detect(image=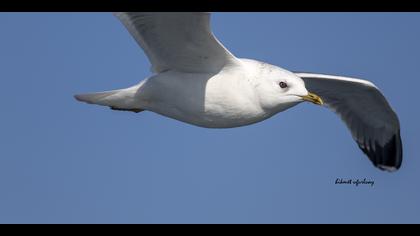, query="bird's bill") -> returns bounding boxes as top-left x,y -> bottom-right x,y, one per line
301,92 -> 324,105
